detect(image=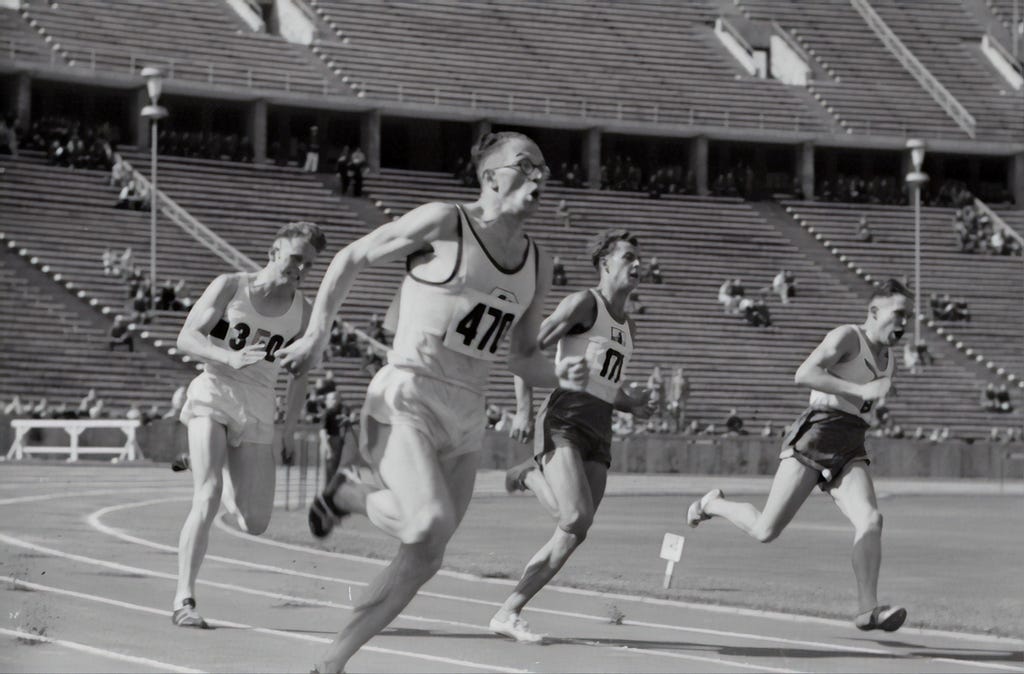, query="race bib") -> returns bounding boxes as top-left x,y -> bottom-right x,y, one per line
442,288 -> 524,362
581,336 -> 631,403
